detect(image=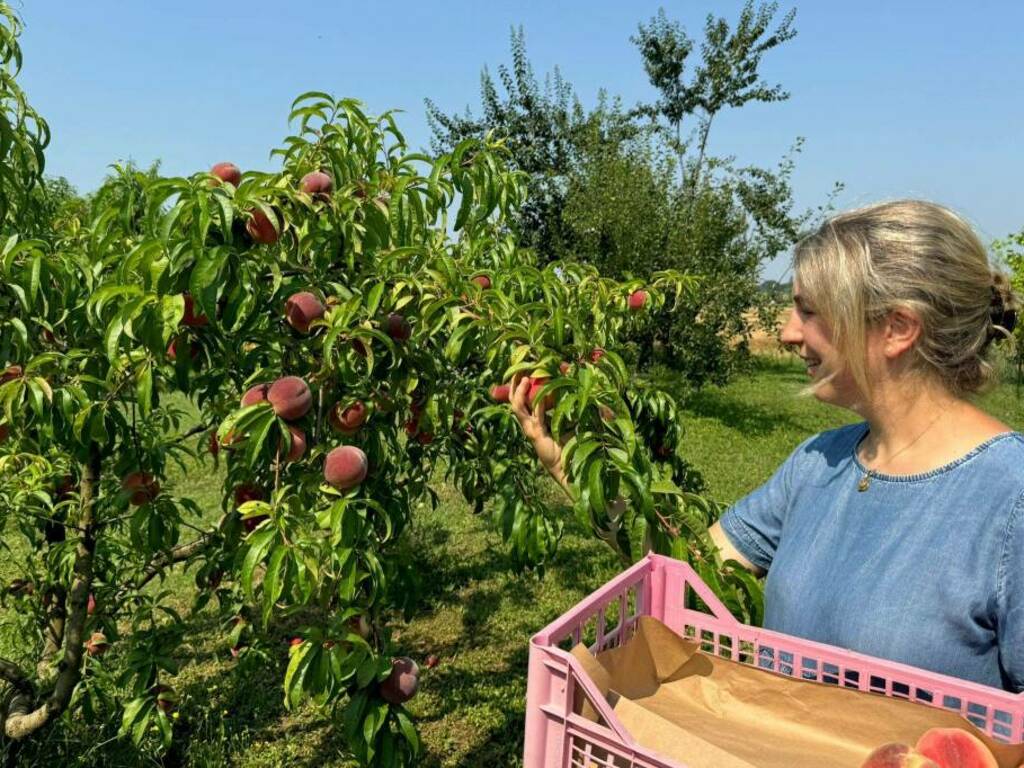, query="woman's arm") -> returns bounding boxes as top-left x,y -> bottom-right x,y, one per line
708,520 -> 765,578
